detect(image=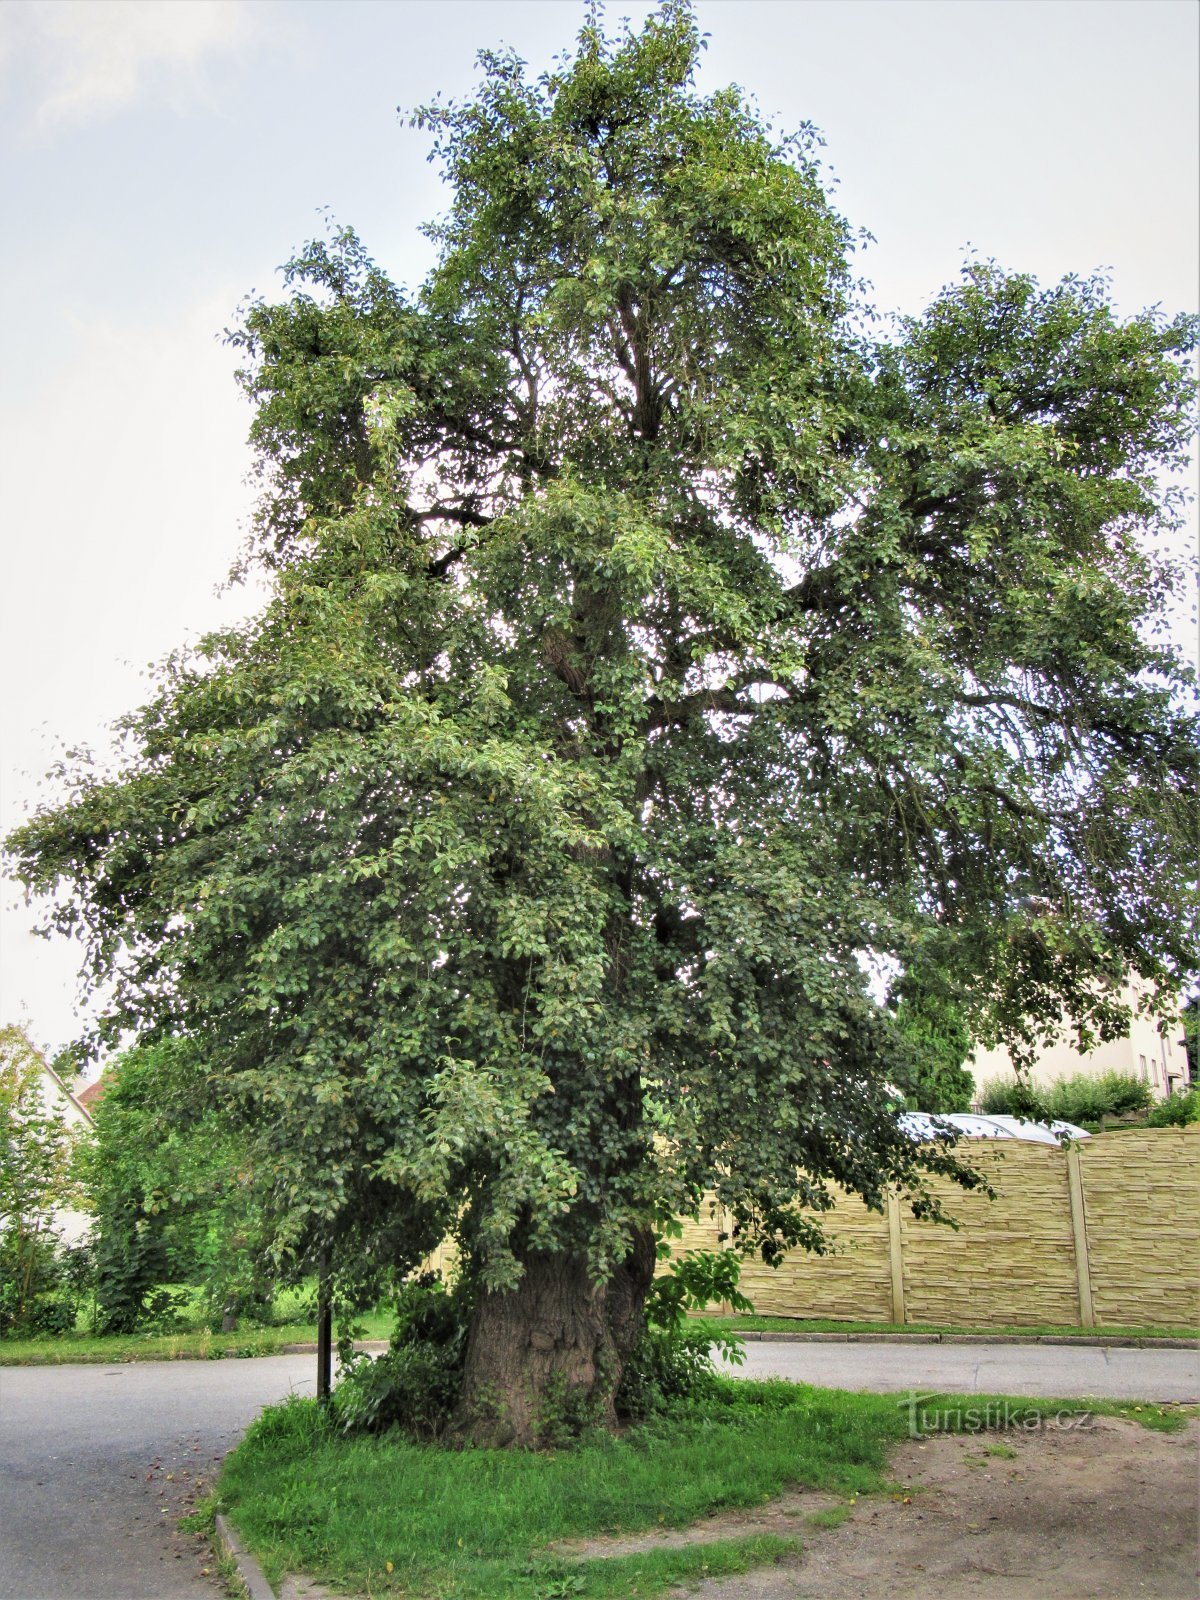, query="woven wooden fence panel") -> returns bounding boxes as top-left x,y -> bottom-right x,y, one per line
898,1143 -> 1080,1327
1079,1126 -> 1200,1328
